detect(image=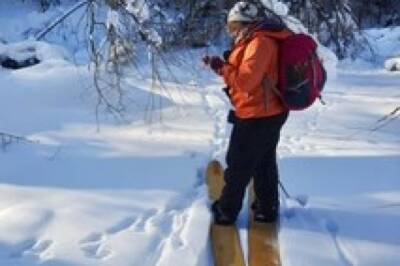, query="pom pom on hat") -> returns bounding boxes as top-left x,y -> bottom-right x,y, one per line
227,2 -> 259,23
